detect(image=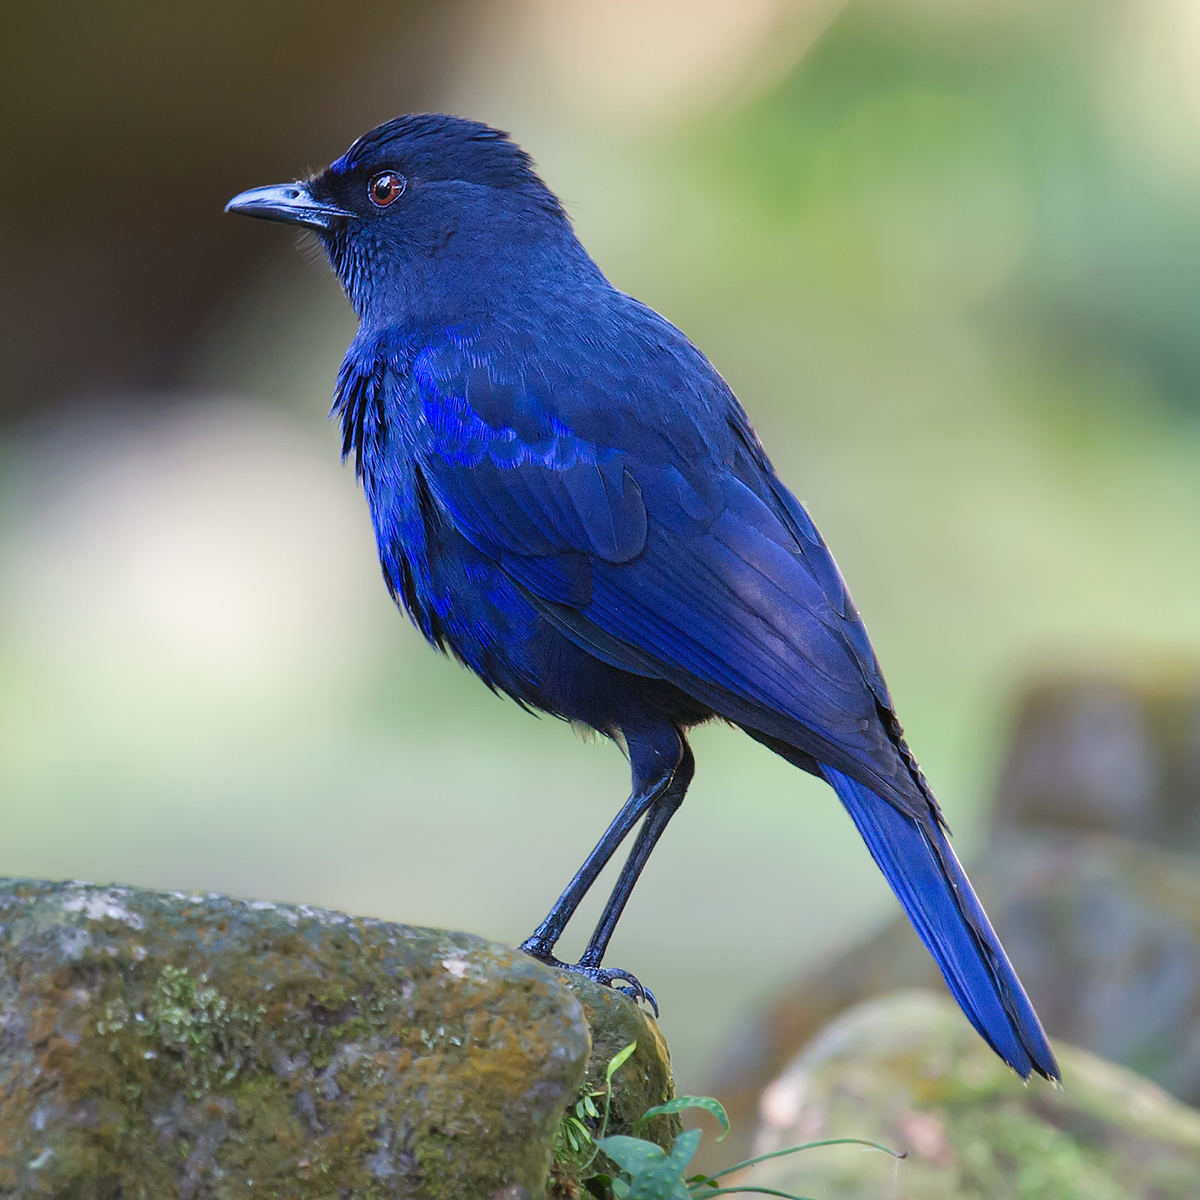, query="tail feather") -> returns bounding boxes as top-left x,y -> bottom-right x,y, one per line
822,764 -> 1060,1081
